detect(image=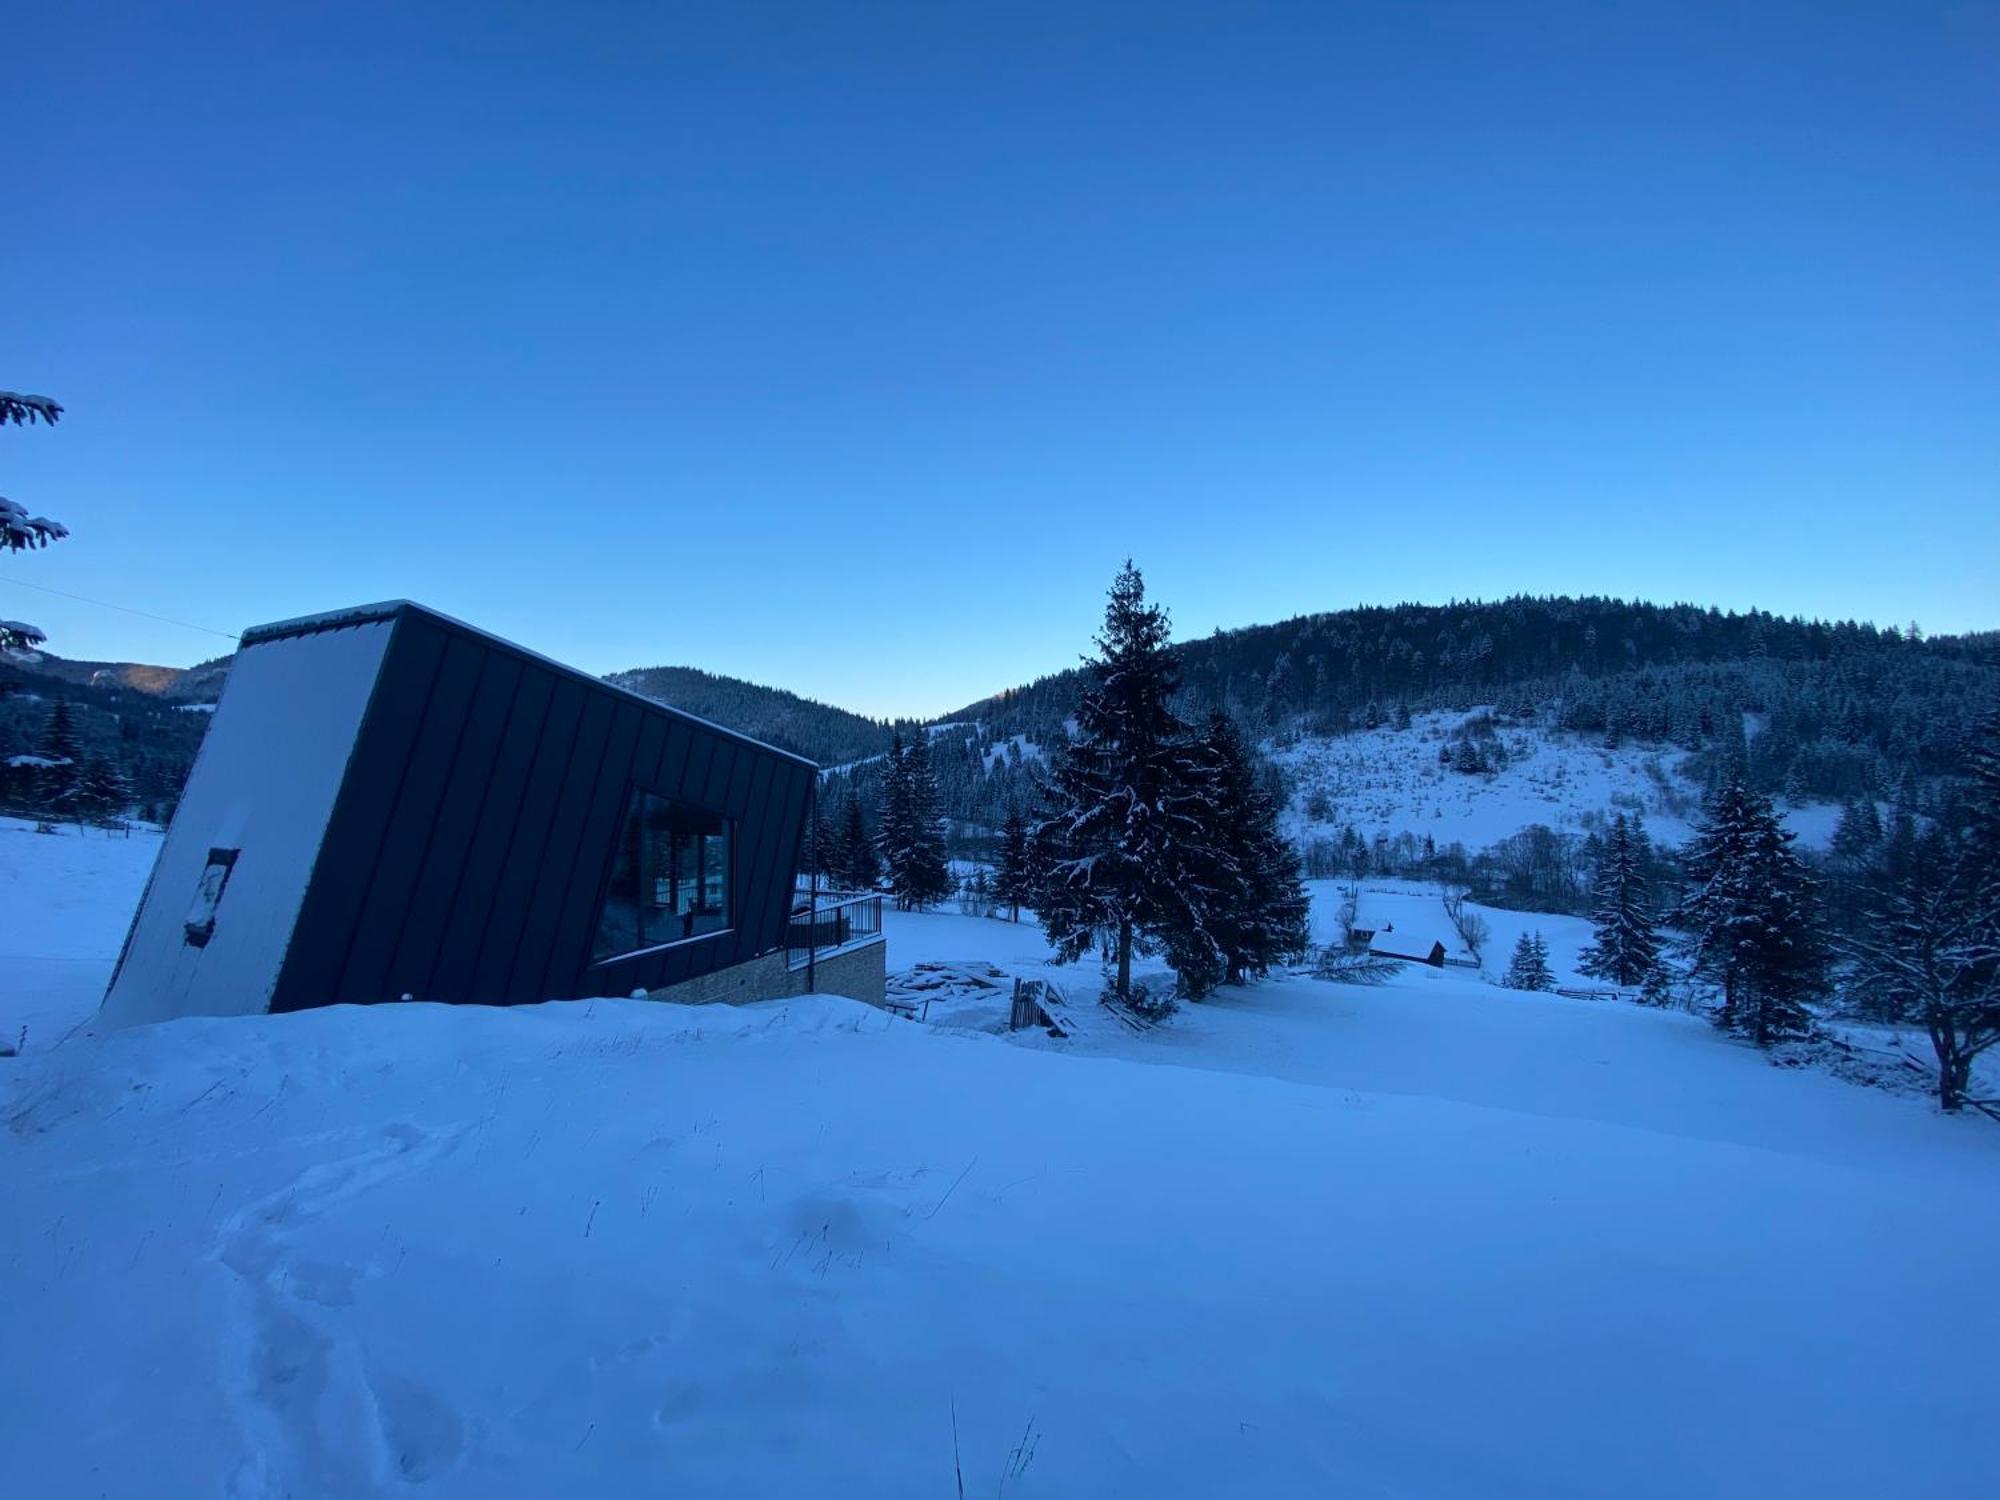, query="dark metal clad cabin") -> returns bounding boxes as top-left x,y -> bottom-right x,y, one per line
100,601 -> 885,1028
